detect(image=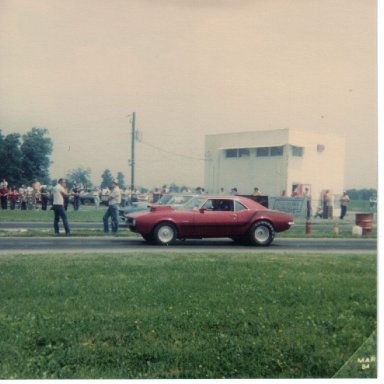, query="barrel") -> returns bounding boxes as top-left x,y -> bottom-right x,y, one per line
355,213 -> 373,236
